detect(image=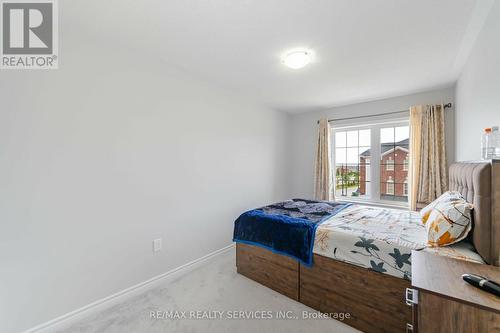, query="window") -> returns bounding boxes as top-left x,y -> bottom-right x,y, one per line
386,177 -> 394,195
386,157 -> 394,170
332,121 -> 409,206
334,129 -> 371,200
403,157 -> 409,171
